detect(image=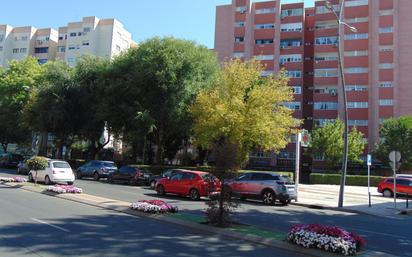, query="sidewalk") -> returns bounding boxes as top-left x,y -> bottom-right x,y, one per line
295,184 -> 411,217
